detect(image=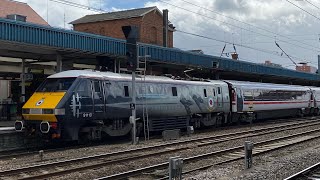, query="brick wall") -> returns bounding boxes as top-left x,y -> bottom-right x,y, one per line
296,65 -> 317,73
73,10 -> 174,48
